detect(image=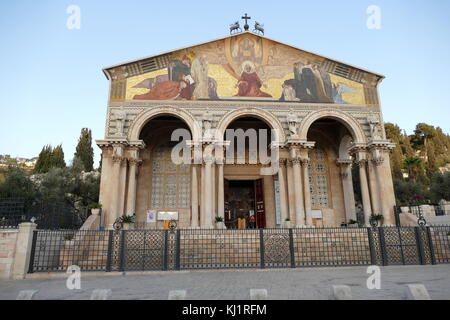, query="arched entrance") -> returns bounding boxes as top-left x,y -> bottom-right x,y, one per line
305,117 -> 358,226
135,115 -> 193,228
221,116 -> 275,229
